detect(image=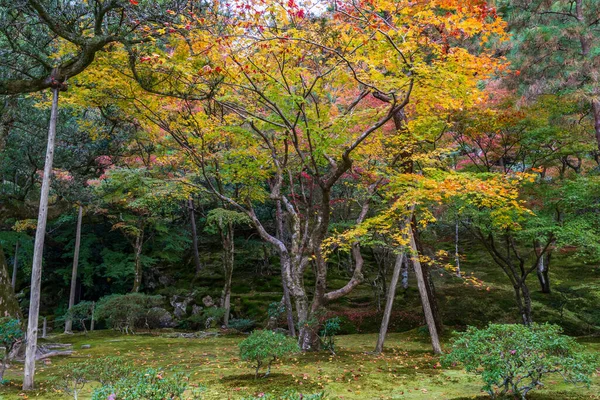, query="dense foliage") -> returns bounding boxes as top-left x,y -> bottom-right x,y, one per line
0,0 -> 599,397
